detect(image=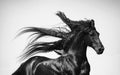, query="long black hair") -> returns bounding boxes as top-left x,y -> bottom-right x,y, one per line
16,11 -> 94,59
